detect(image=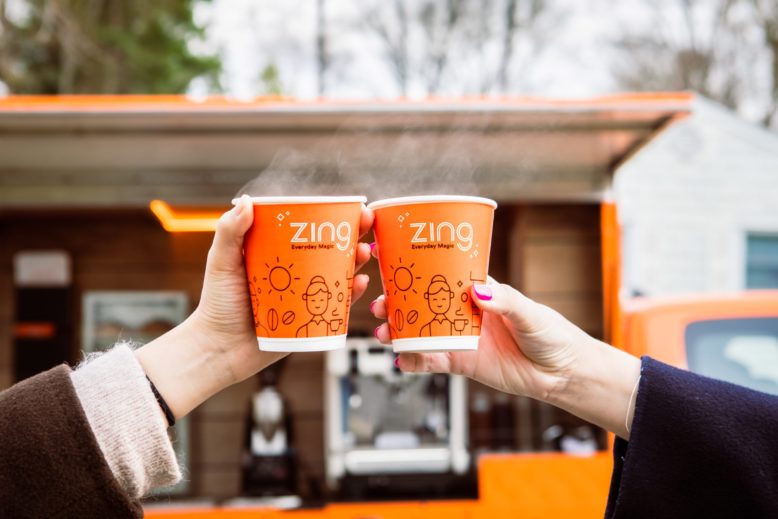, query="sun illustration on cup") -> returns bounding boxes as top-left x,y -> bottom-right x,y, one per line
388,257 -> 422,302
262,256 -> 301,301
